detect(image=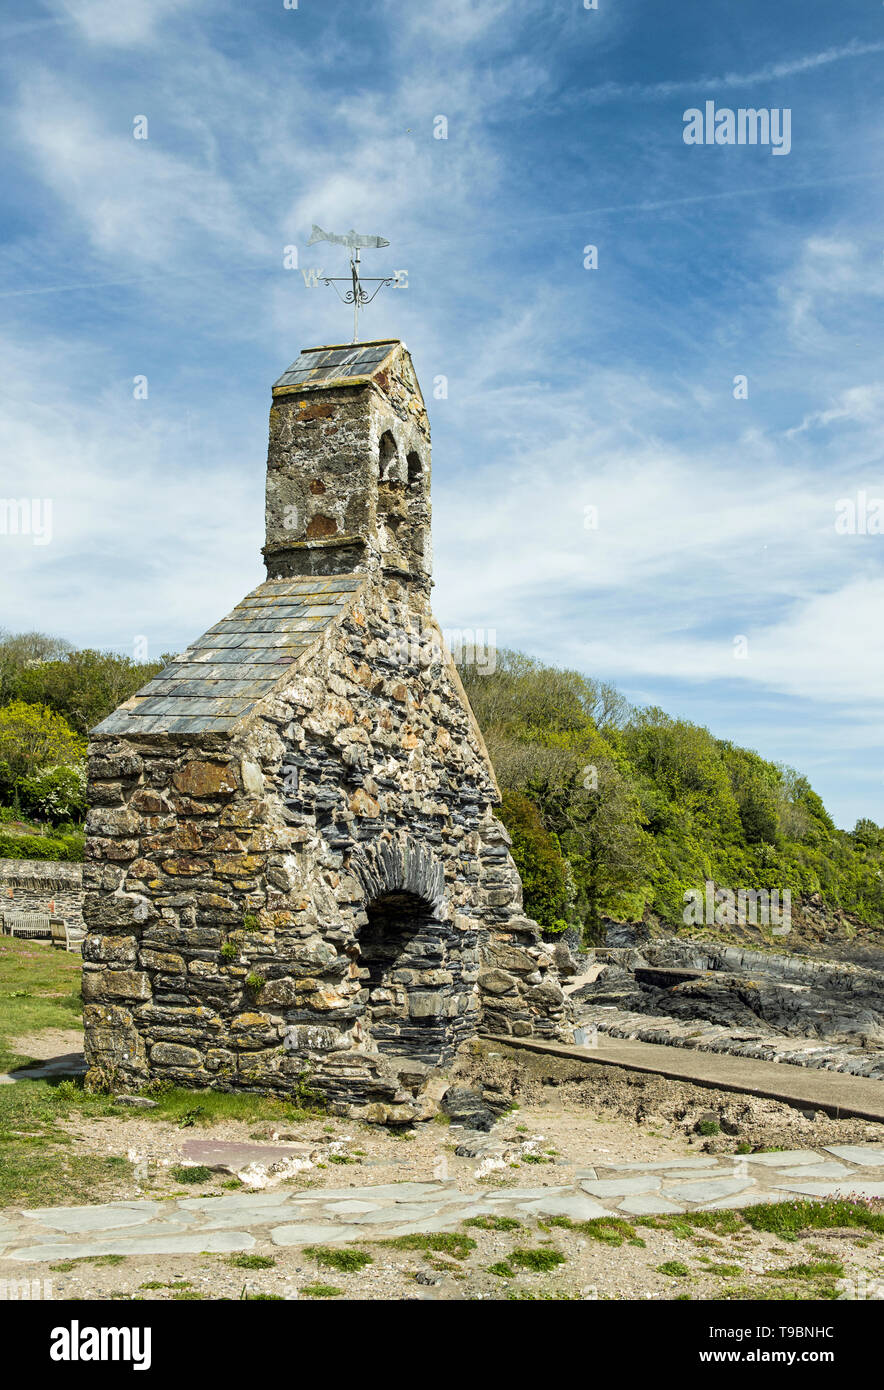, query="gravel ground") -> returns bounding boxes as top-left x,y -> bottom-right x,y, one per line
7,1047 -> 884,1302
